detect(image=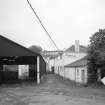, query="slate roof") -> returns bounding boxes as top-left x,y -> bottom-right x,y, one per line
65,45 -> 87,53
65,56 -> 87,67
